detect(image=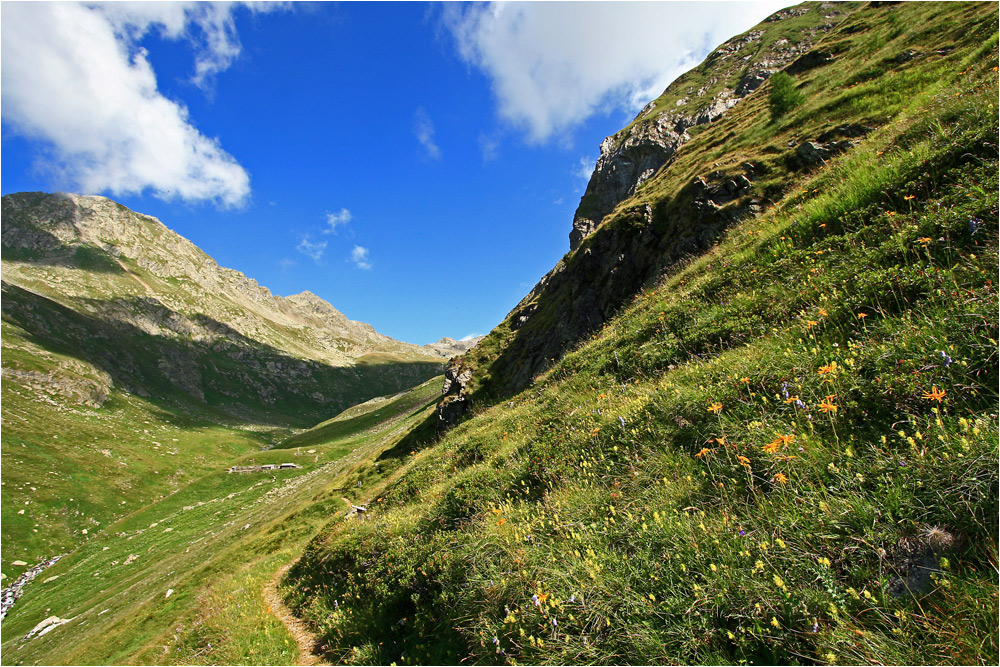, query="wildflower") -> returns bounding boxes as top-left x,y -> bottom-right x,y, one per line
818,361 -> 838,375
918,237 -> 932,245
818,396 -> 838,413
498,518 -> 507,526
922,386 -> 946,402
903,194 -> 915,201
818,308 -> 828,317
714,437 -> 727,447
737,455 -> 751,469
707,402 -> 723,413
857,312 -> 867,319
740,377 -> 751,384
818,556 -> 831,567
806,320 -> 818,328
762,440 -> 781,454
783,395 -> 801,404
695,448 -> 712,459
770,616 -> 780,628
773,472 -> 788,485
